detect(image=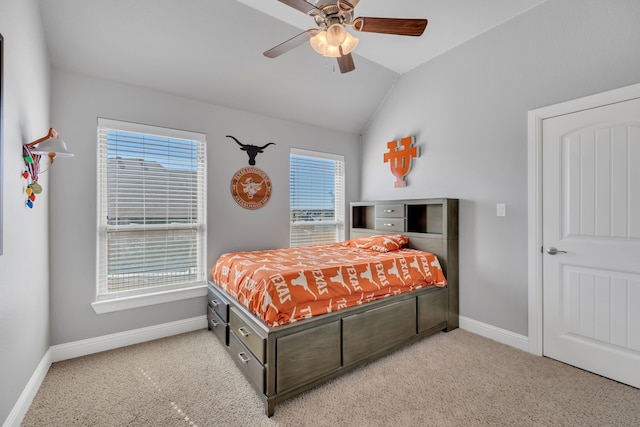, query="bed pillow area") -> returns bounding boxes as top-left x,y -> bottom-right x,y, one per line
342,234 -> 409,252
